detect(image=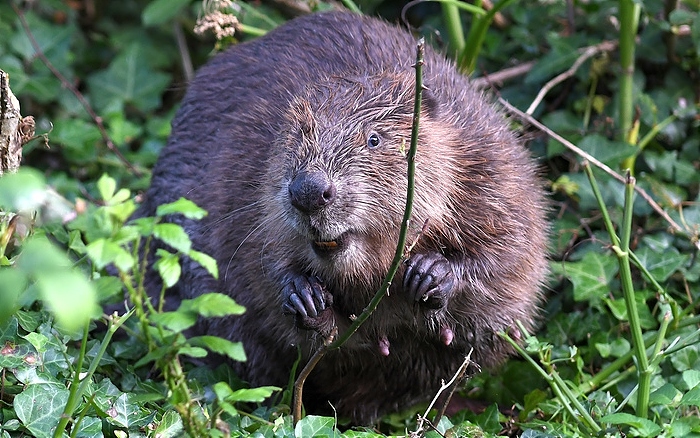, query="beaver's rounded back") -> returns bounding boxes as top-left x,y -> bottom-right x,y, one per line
138,11 -> 548,424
